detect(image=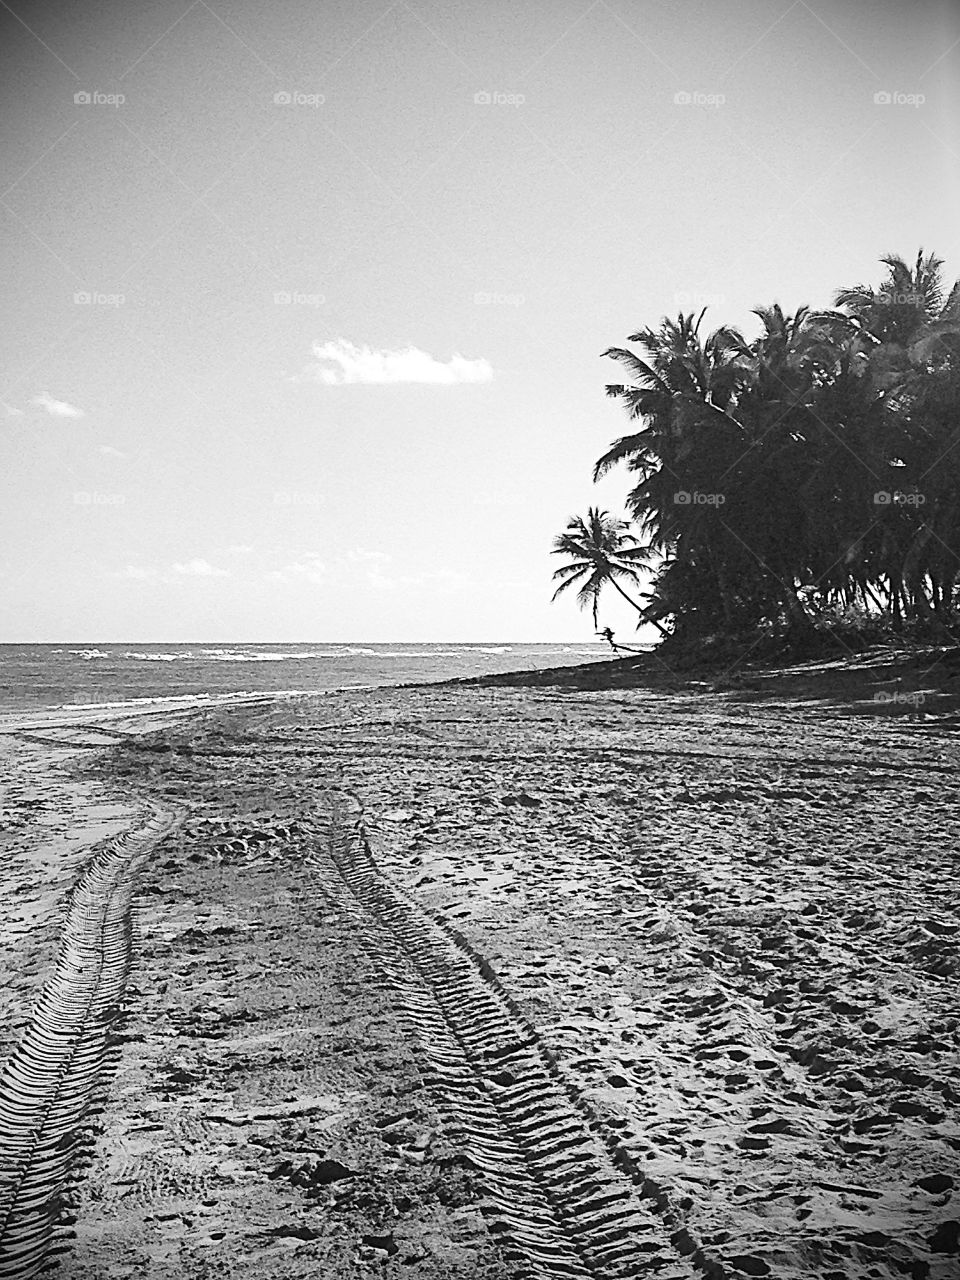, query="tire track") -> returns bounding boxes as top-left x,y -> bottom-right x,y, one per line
0,806 -> 180,1279
307,796 -> 723,1280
